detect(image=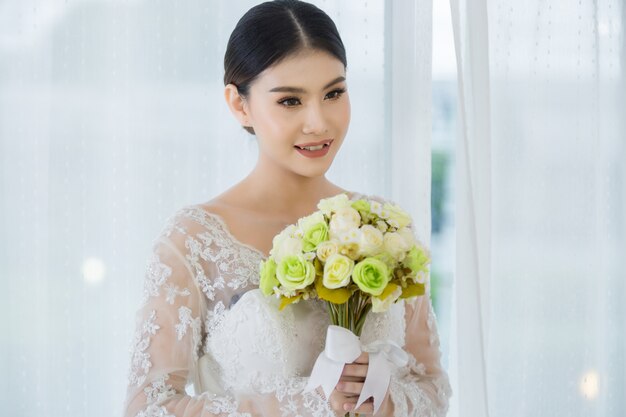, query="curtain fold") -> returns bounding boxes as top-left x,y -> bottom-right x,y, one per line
448,0 -> 491,415
385,0 -> 433,247
450,0 -> 625,416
